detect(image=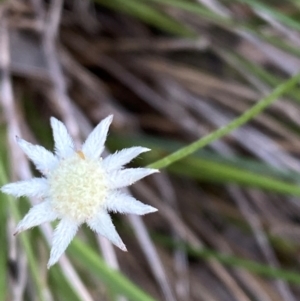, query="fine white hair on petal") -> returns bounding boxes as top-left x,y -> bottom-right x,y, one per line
107,168 -> 159,190
102,147 -> 150,172
16,137 -> 58,175
50,117 -> 74,159
1,178 -> 49,198
48,219 -> 79,268
82,115 -> 113,159
104,190 -> 158,215
87,210 -> 127,251
15,201 -> 58,235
